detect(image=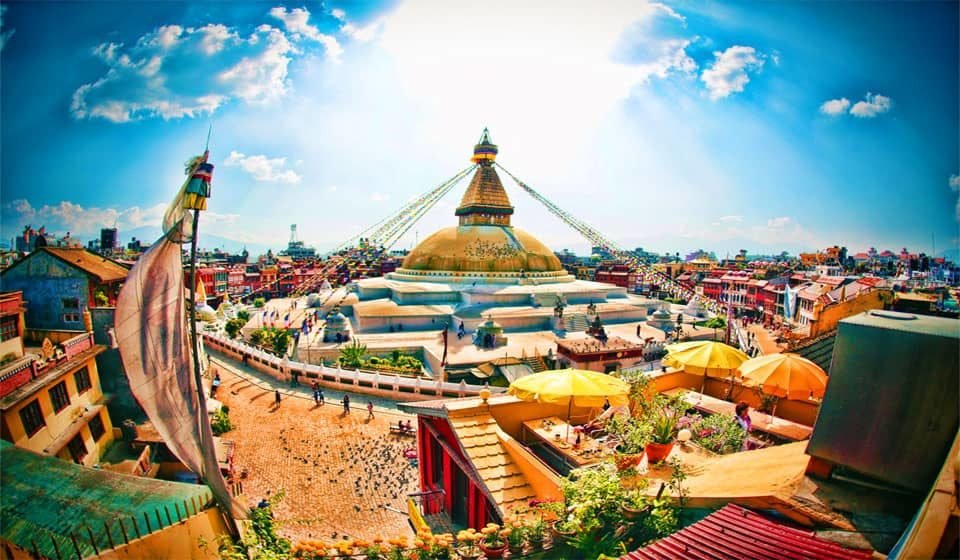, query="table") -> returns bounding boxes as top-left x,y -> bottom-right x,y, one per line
664,388 -> 813,441
521,417 -> 614,468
